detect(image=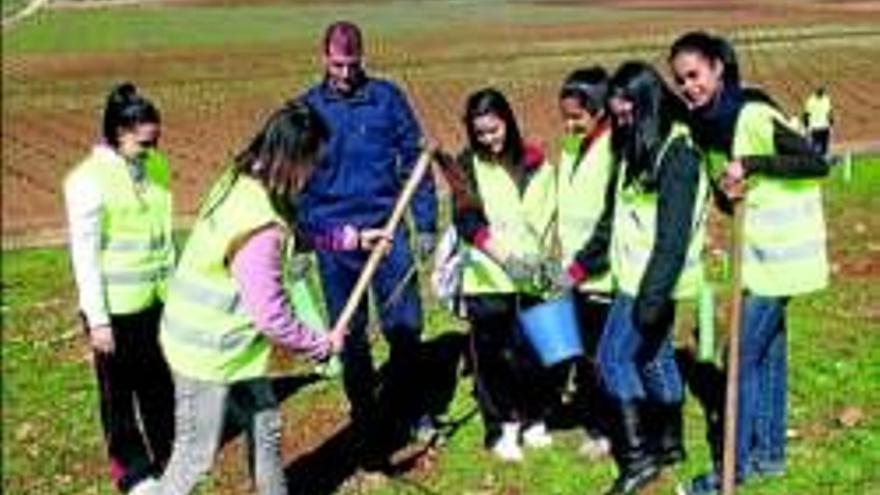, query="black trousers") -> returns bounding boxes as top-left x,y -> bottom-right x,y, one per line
809,128 -> 830,156
90,302 -> 175,492
570,292 -> 613,438
465,293 -> 561,446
